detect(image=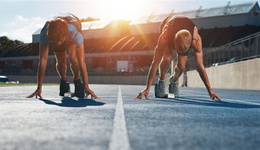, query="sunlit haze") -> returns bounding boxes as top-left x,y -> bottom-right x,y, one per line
0,0 -> 259,43
100,0 -> 147,20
